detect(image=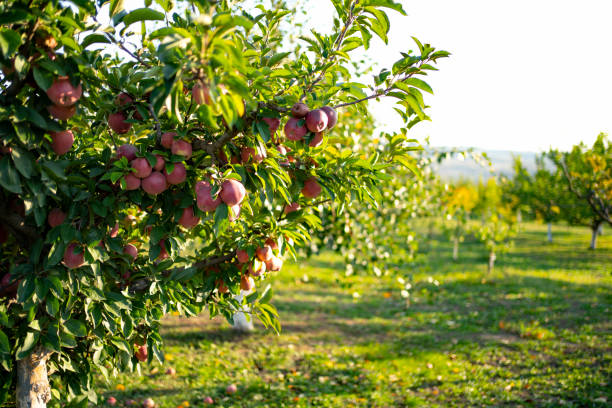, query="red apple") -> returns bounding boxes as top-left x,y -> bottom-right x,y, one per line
256,246 -> 273,262
46,77 -> 82,107
276,144 -> 288,155
203,396 -> 214,404
164,162 -> 186,185
305,109 -> 328,133
262,117 -> 281,141
266,256 -> 283,272
50,130 -> 74,155
321,106 -> 338,129
241,146 -> 265,164
142,172 -> 167,195
108,112 -> 131,134
192,81 -> 212,105
63,242 -> 84,269
265,238 -> 279,251
123,173 -> 141,190
142,398 -> 154,408
165,367 -> 176,376
171,140 -> 192,159
240,274 -> 255,291
220,179 -> 246,206
178,206 -> 200,229
248,259 -> 266,277
301,177 -> 322,198
291,102 -> 309,118
284,202 -> 300,214
107,396 -> 117,406
284,117 -> 308,141
47,104 -> 76,120
115,92 -> 133,106
156,240 -> 169,261
161,132 -> 176,149
153,154 -> 165,171
225,384 -> 238,394
216,279 -> 228,294
123,244 -> 138,261
135,344 -> 148,362
236,249 -> 249,263
195,181 -> 221,212
110,222 -> 119,238
131,158 -> 152,179
309,132 -> 324,147
116,144 -> 137,161
47,208 -> 66,227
